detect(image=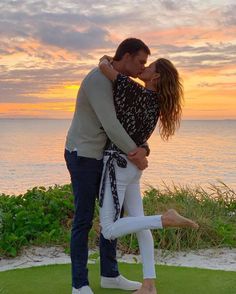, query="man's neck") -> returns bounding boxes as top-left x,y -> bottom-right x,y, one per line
112,60 -> 127,75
